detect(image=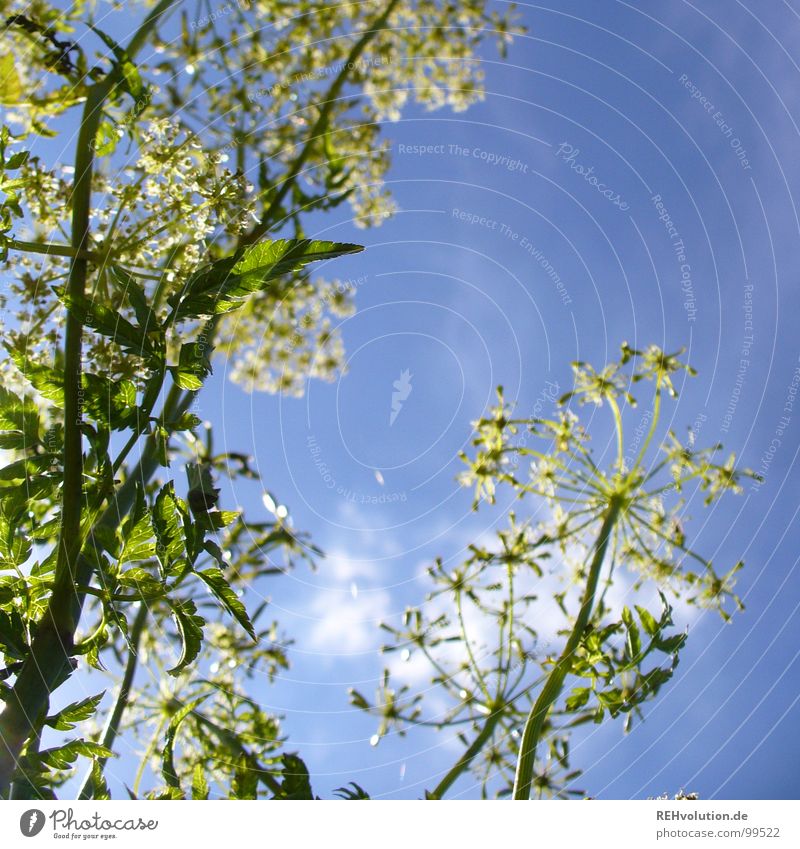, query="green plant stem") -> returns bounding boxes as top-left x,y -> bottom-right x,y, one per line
631,384 -> 662,473
0,0 -> 178,798
428,710 -> 503,799
7,238 -> 98,261
512,498 -> 623,801
240,0 -> 402,245
0,81 -> 111,801
76,603 -> 149,800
